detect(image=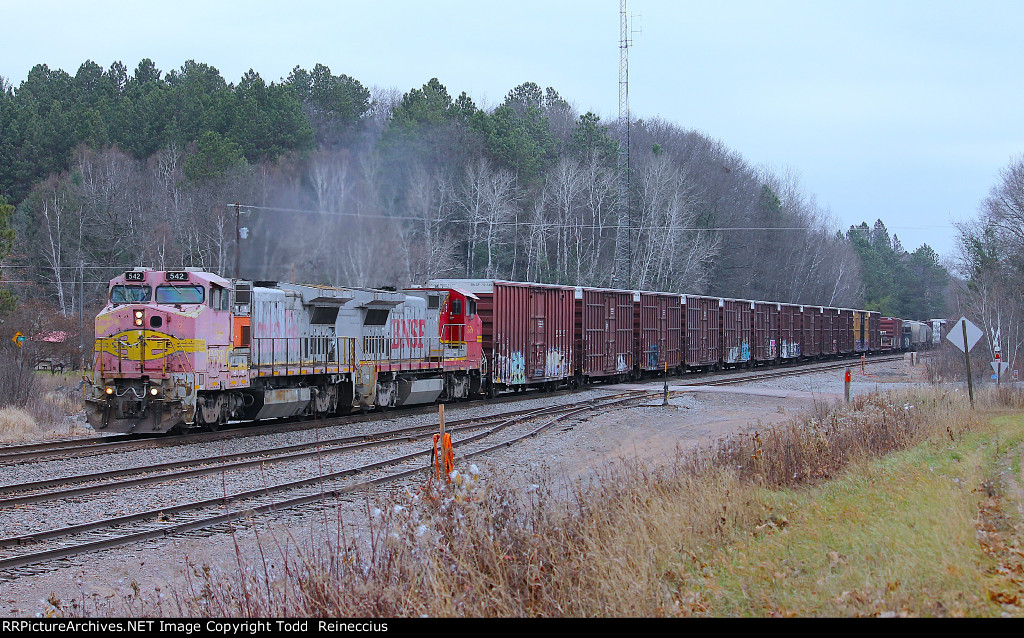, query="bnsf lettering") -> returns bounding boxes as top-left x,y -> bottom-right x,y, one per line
392,319 -> 426,349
